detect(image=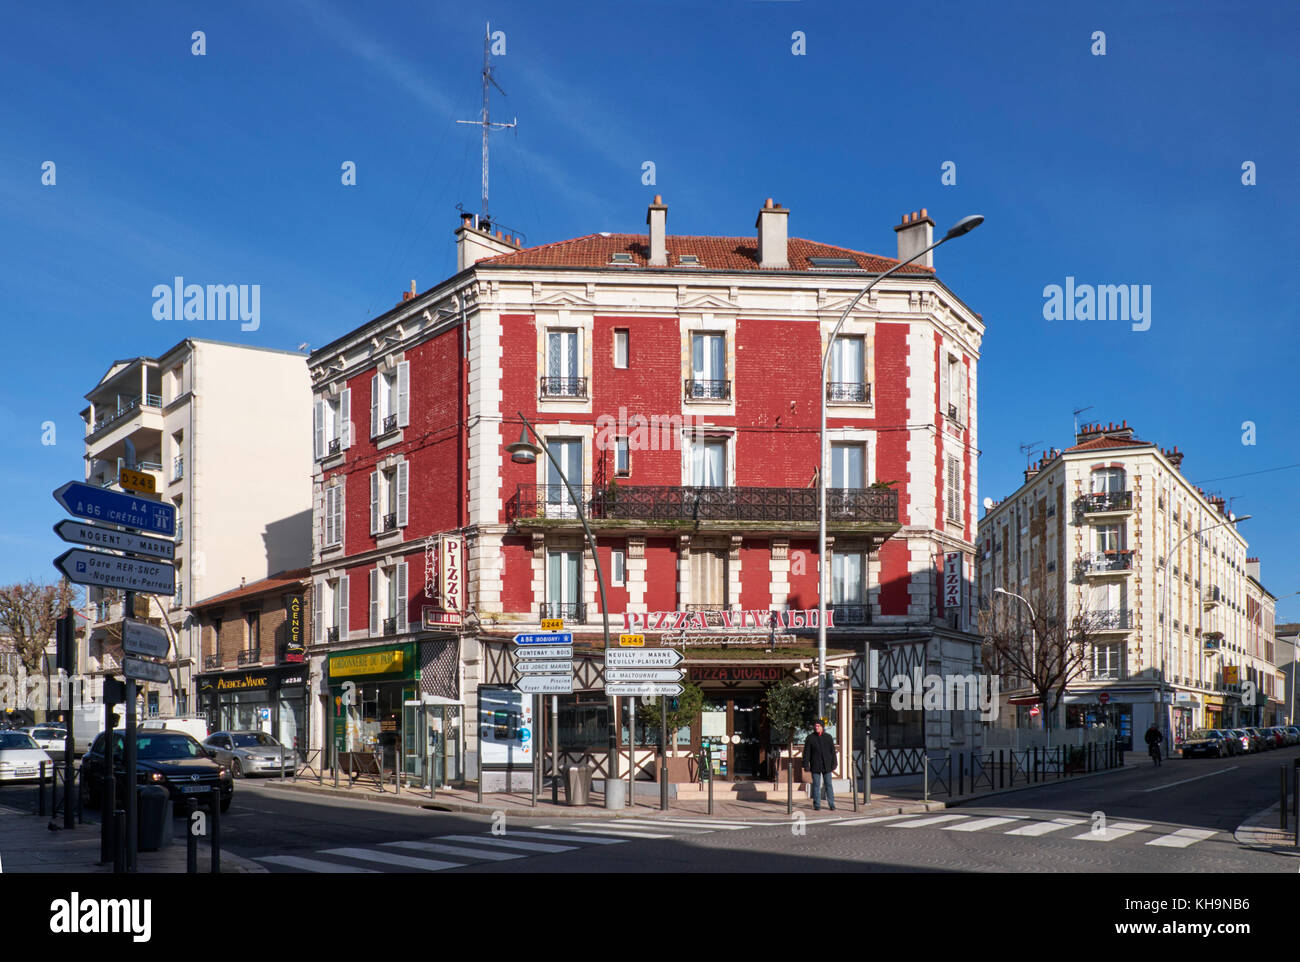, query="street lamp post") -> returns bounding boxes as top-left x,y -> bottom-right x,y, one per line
817,214 -> 984,718
506,414 -> 616,804
994,586 -> 1041,739
1161,514 -> 1250,745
